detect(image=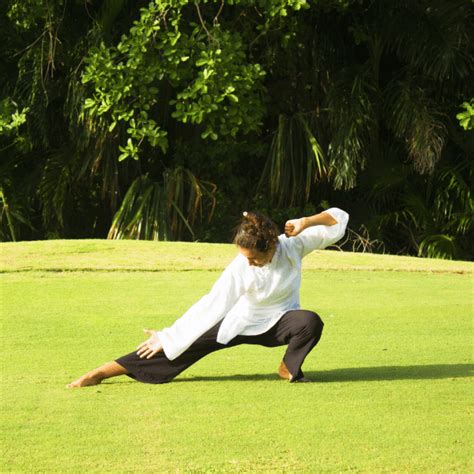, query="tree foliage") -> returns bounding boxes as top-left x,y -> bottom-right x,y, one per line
80,0 -> 310,161
1,0 -> 473,260
457,99 -> 474,131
